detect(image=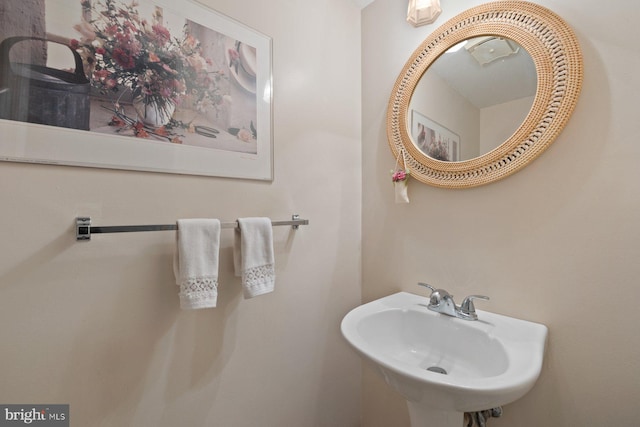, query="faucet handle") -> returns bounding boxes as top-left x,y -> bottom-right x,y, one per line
460,295 -> 490,318
417,283 -> 450,307
417,282 -> 436,293
417,282 -> 440,306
